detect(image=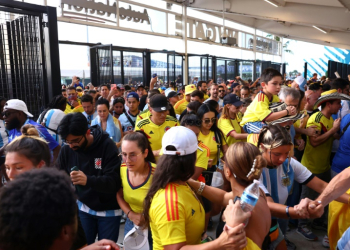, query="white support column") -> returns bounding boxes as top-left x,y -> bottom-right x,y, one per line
182,5 -> 188,85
